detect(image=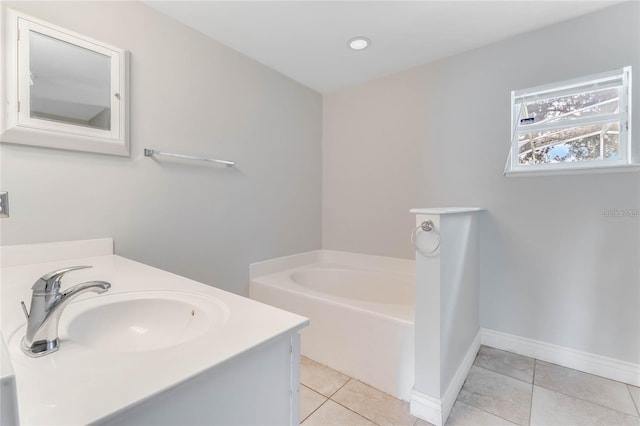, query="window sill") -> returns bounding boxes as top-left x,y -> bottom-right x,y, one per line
504,163 -> 640,177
